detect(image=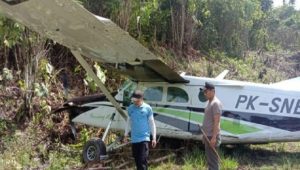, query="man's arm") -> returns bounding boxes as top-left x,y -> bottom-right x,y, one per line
148,107 -> 157,148
212,114 -> 221,138
148,114 -> 156,141
123,116 -> 131,143
210,102 -> 221,147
